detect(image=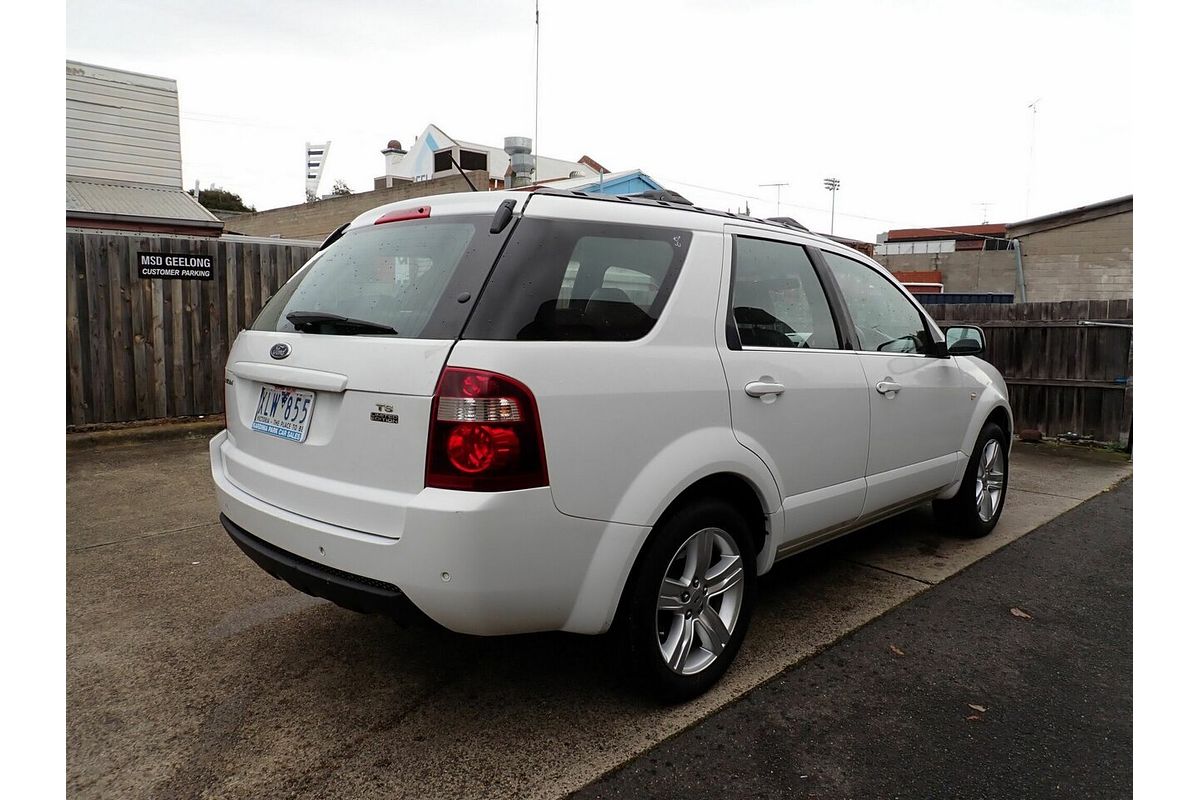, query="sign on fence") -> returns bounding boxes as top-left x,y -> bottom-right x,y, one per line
68,231 -> 320,426
137,252 -> 214,280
